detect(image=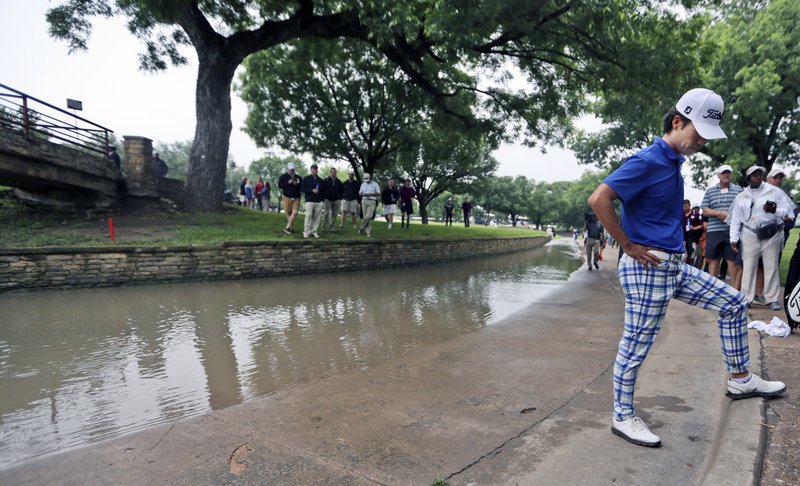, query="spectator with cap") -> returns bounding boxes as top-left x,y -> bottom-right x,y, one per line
341,170 -> 360,229
701,164 -> 742,282
301,163 -> 326,239
322,167 -> 343,232
399,178 -> 416,228
729,165 -> 796,309
584,212 -> 605,271
444,197 -> 455,226
381,177 -> 400,230
767,167 -> 796,245
358,173 -> 381,237
278,162 -> 302,235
